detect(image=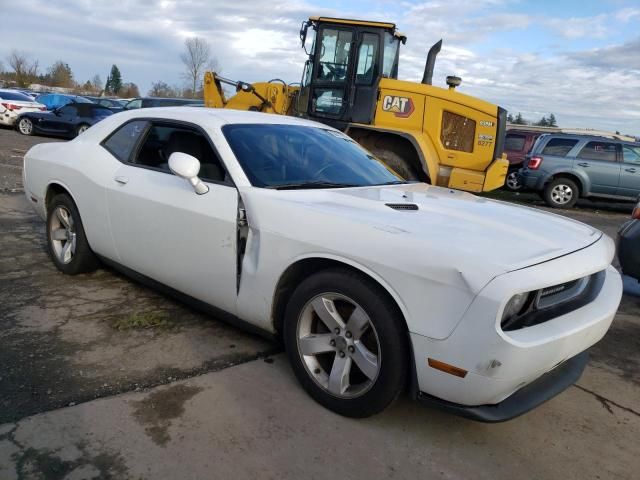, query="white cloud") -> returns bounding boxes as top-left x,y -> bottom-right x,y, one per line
0,0 -> 638,134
